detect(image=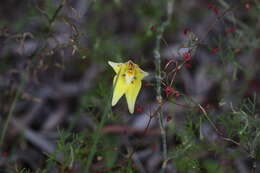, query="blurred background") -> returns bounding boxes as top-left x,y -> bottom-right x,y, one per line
0,0 -> 259,172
